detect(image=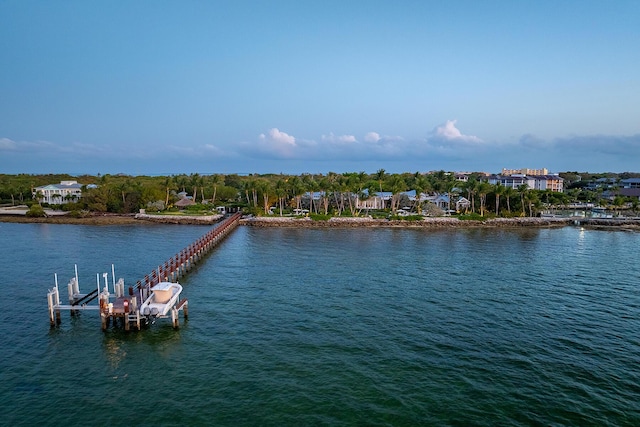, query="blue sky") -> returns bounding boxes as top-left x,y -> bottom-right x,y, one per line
1,1 -> 639,176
